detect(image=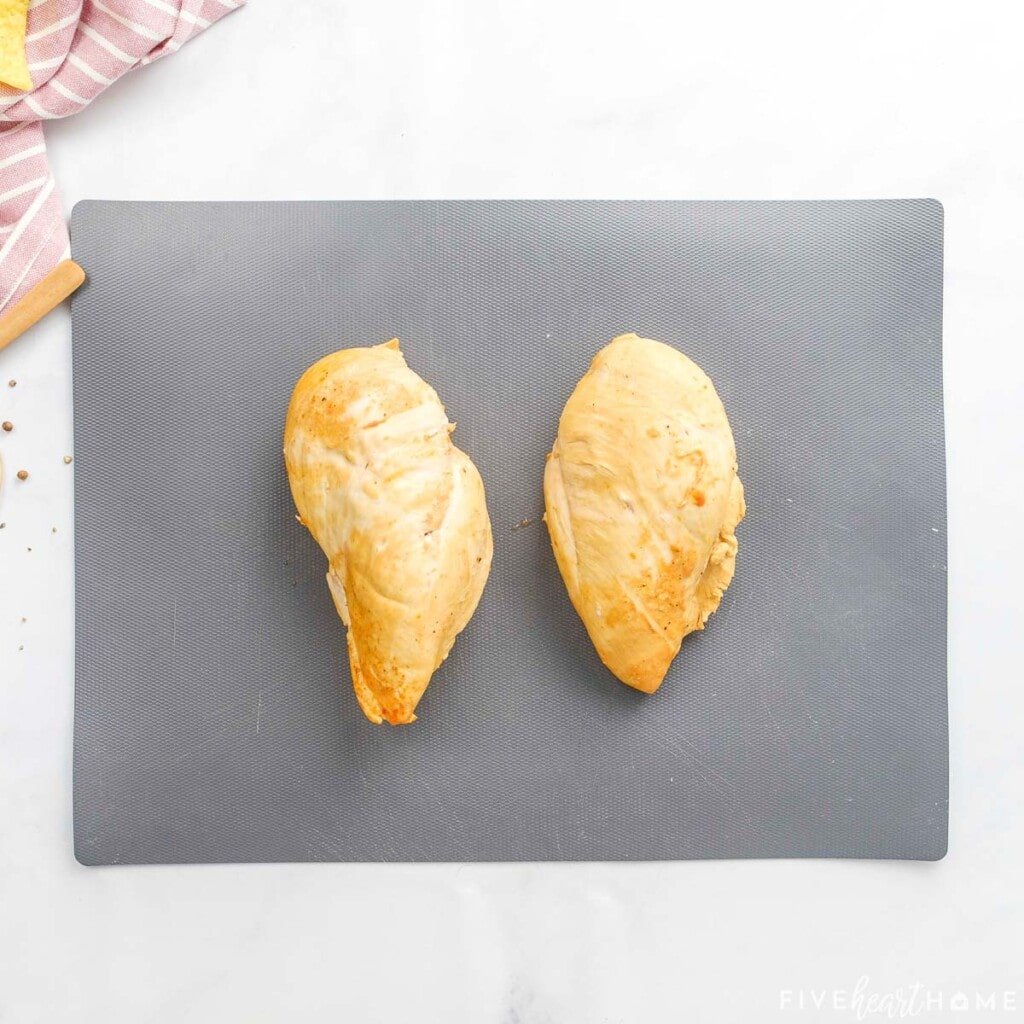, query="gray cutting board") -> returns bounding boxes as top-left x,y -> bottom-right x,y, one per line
70,199 -> 947,864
